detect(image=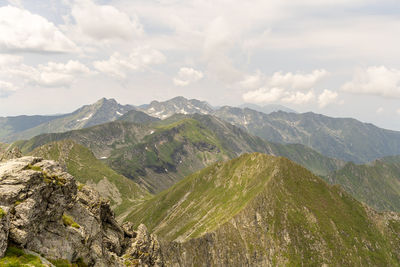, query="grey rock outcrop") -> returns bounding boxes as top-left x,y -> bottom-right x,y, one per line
0,206 -> 9,257
0,156 -> 163,266
0,146 -> 22,162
